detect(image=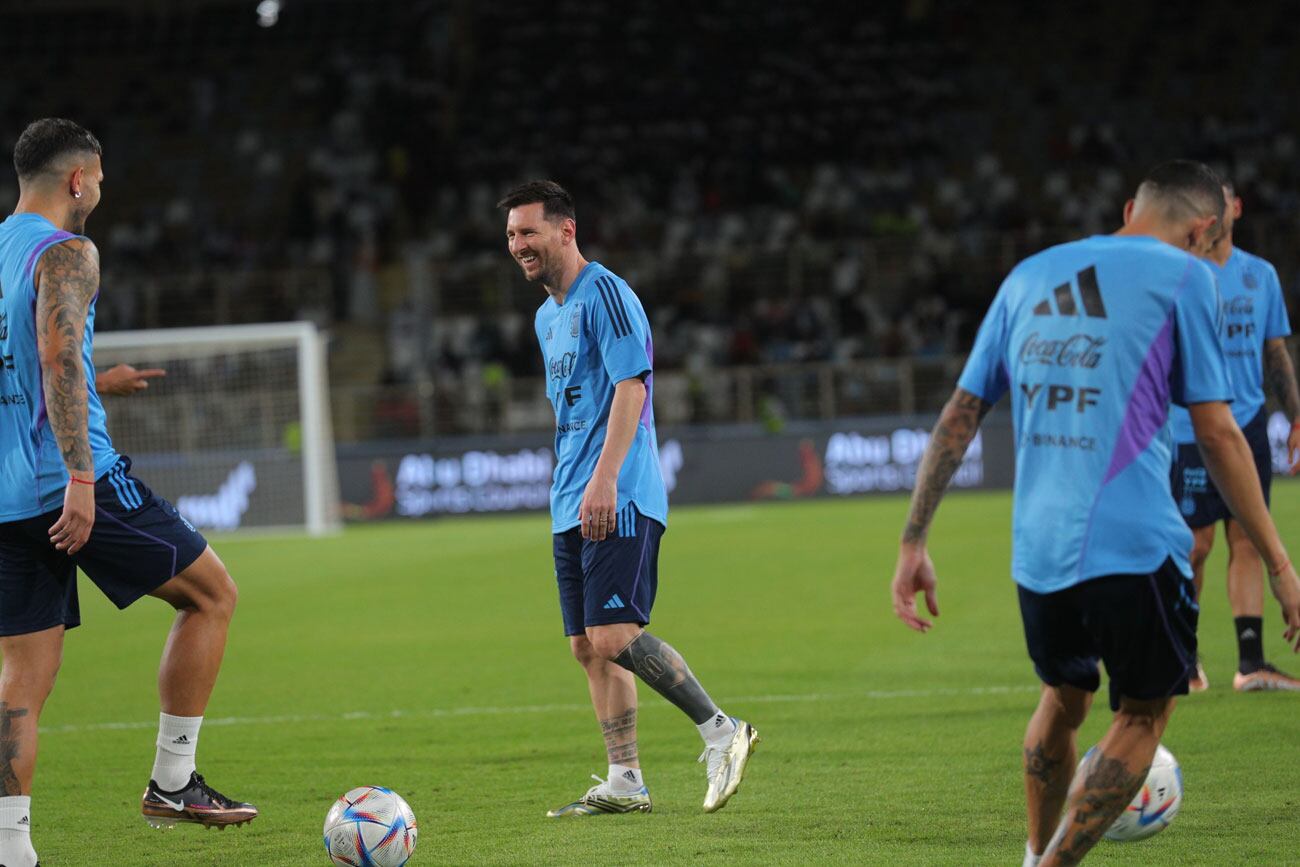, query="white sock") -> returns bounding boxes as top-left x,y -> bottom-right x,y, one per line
152,712 -> 202,791
608,764 -> 643,793
0,796 -> 38,867
698,709 -> 737,747
1022,840 -> 1042,867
